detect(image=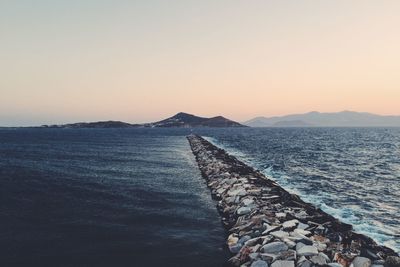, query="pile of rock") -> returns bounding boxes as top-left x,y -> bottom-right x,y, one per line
187,135 -> 399,267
